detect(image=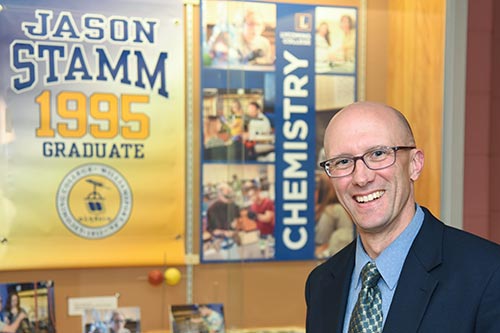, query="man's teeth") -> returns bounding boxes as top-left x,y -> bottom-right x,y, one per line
355,191 -> 384,203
